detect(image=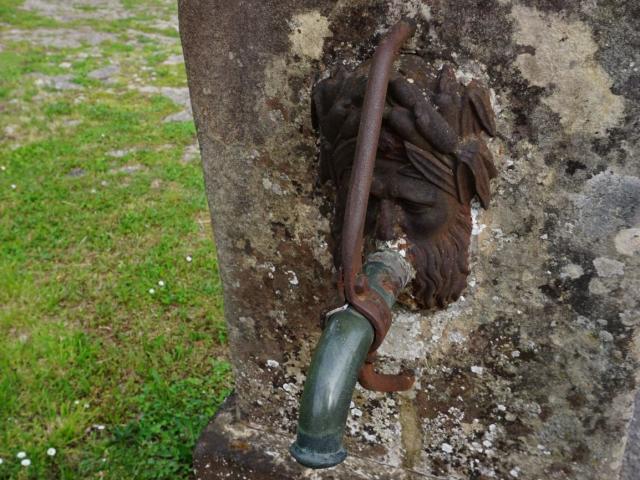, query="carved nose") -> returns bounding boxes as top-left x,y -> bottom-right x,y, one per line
375,199 -> 396,241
